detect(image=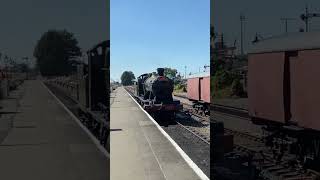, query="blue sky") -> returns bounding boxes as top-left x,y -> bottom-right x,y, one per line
213,0 -> 320,54
111,0 -> 210,82
0,0 -> 108,67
